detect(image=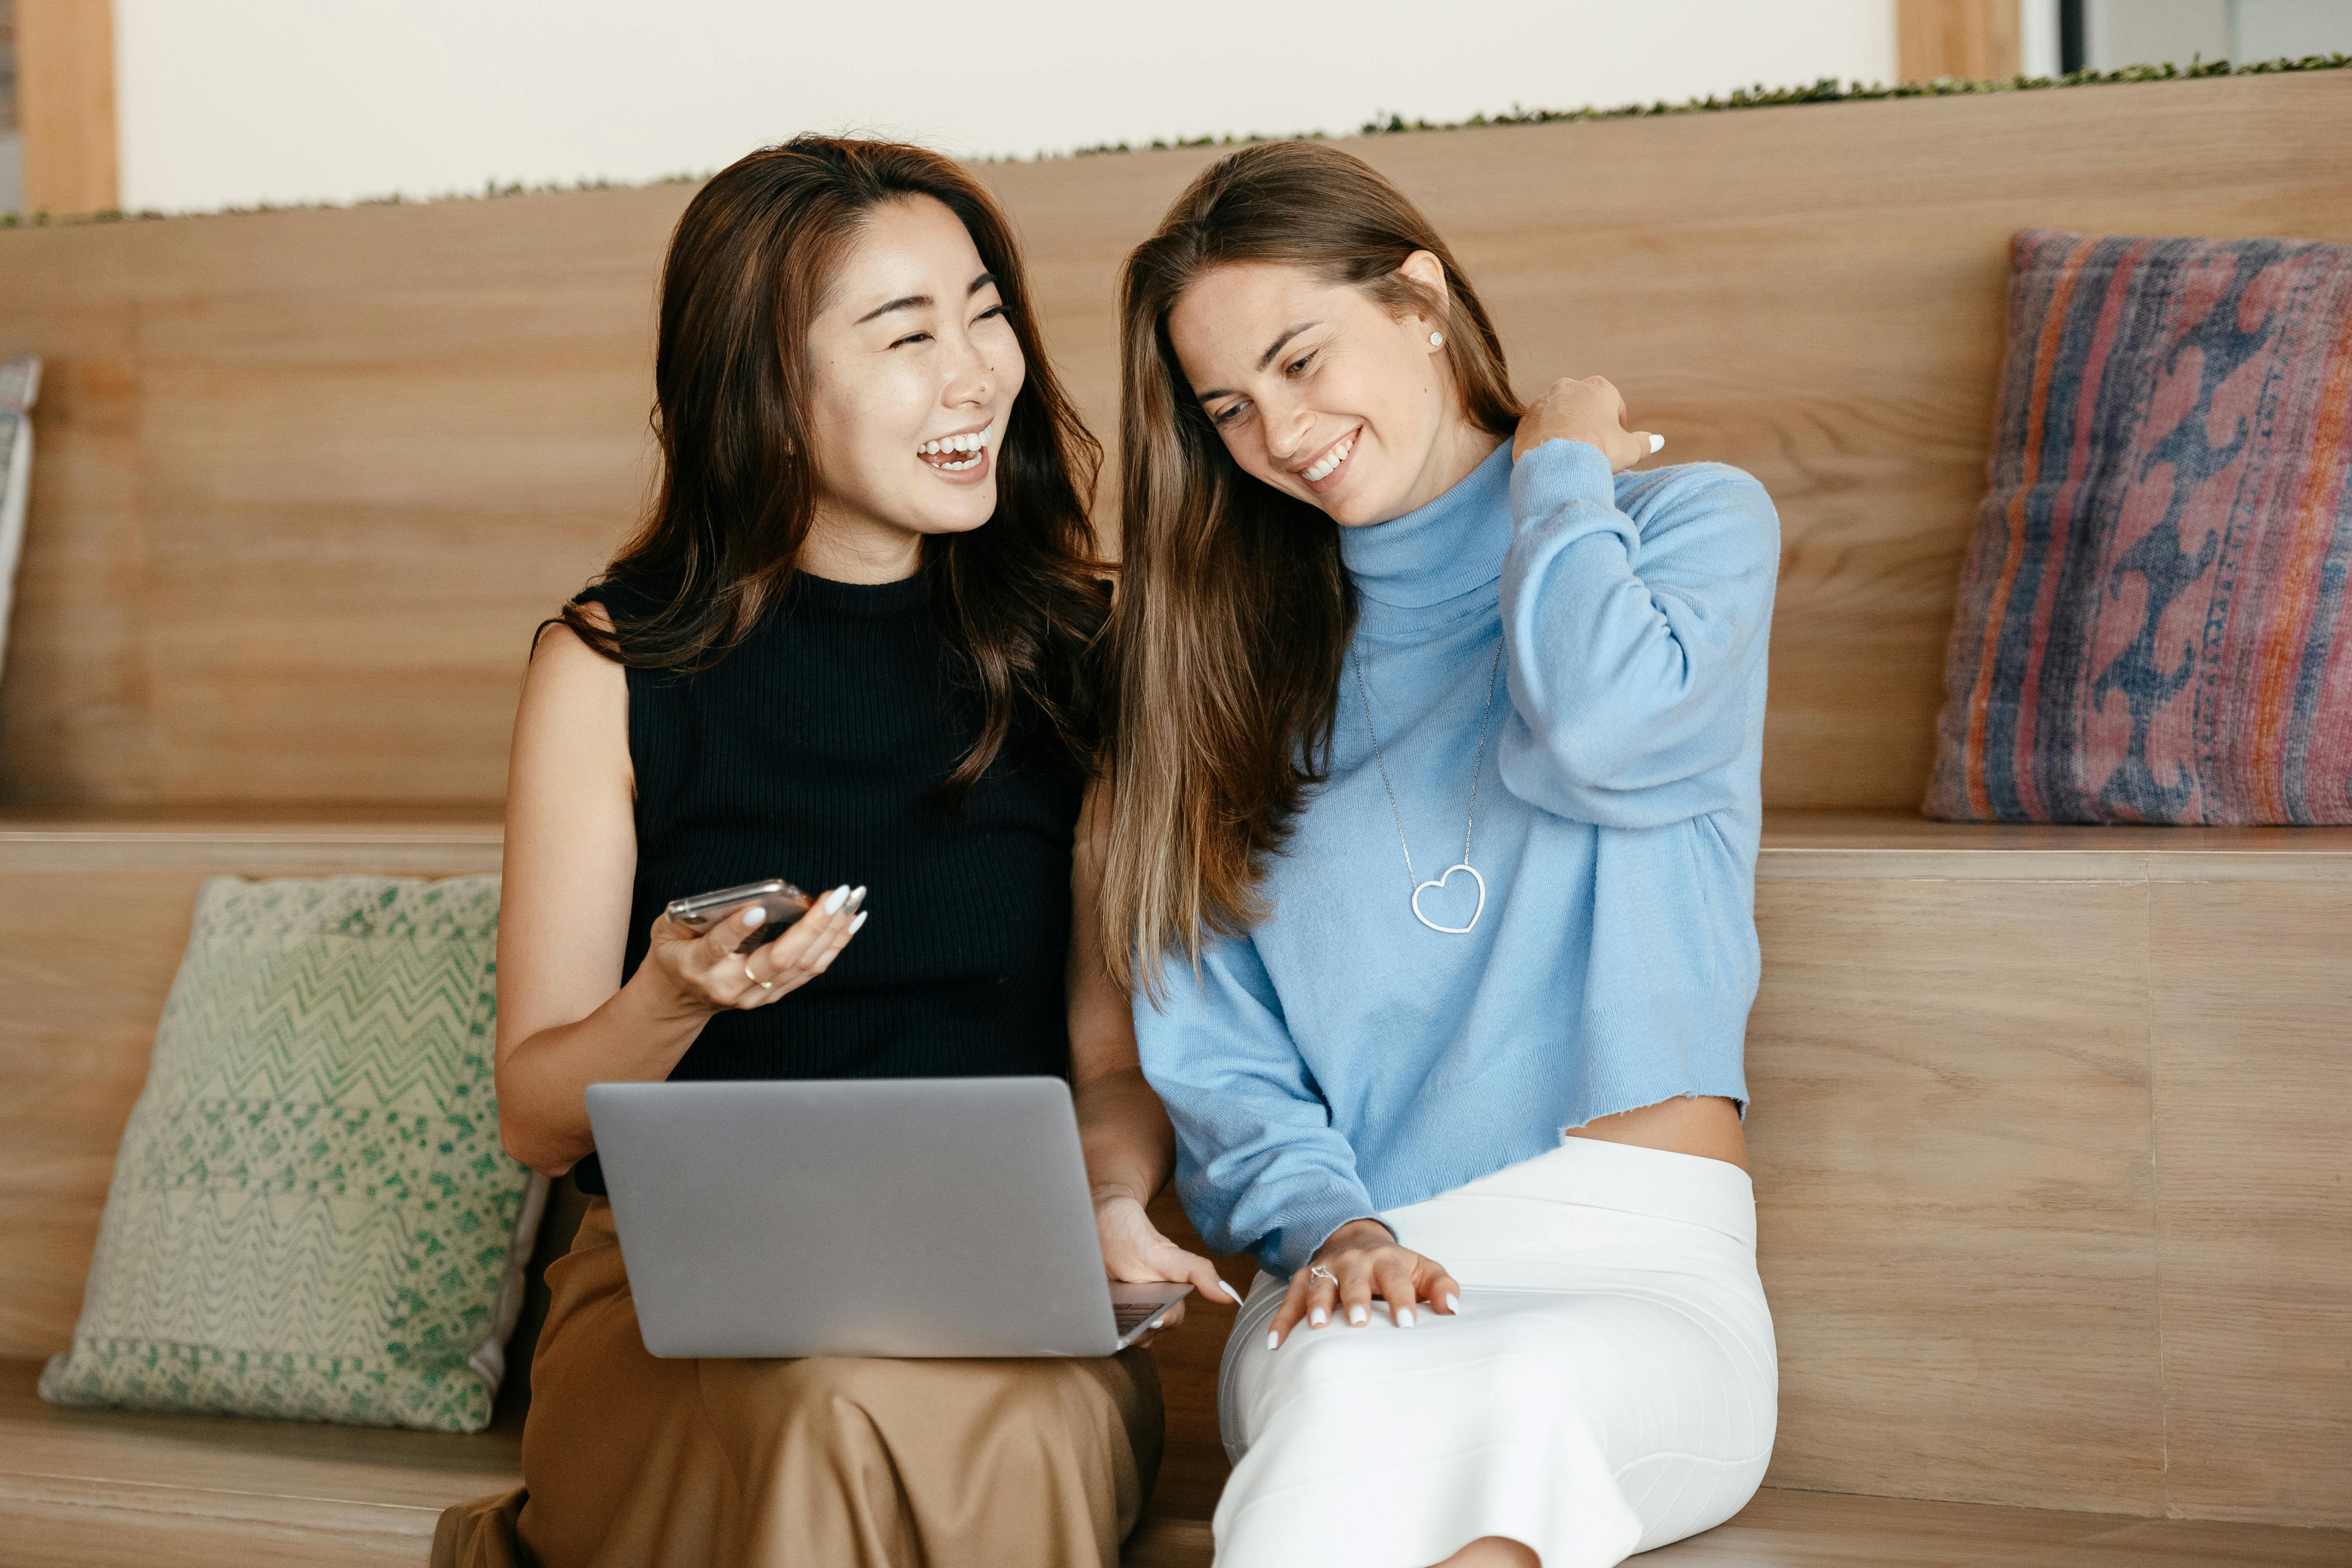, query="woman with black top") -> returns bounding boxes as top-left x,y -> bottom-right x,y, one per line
434,137 -> 1227,1568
